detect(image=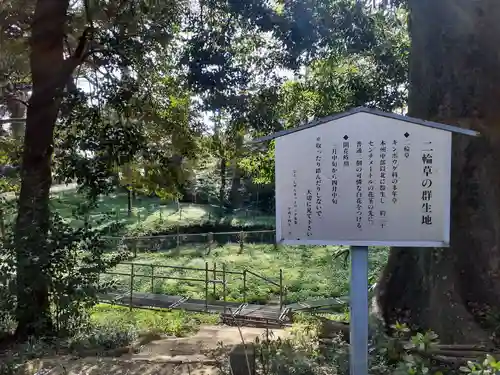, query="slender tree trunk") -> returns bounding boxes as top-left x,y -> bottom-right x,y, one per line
219,156 -> 227,212
127,187 -> 132,216
124,164 -> 133,216
376,0 -> 500,345
229,164 -> 242,209
15,0 -> 70,338
229,135 -> 244,209
6,91 -> 27,140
